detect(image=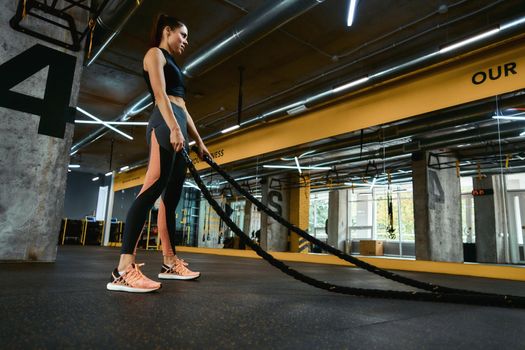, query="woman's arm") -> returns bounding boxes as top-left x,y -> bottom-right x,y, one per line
143,48 -> 185,152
